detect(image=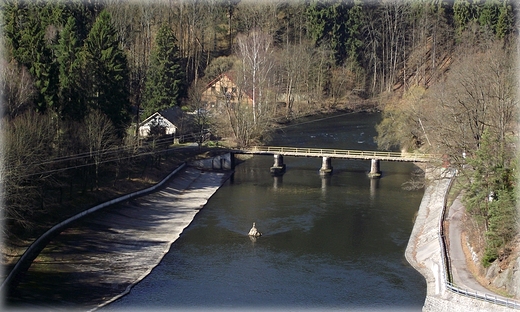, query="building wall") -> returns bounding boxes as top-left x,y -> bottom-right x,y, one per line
139,115 -> 176,137
201,75 -> 252,108
189,153 -> 234,170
